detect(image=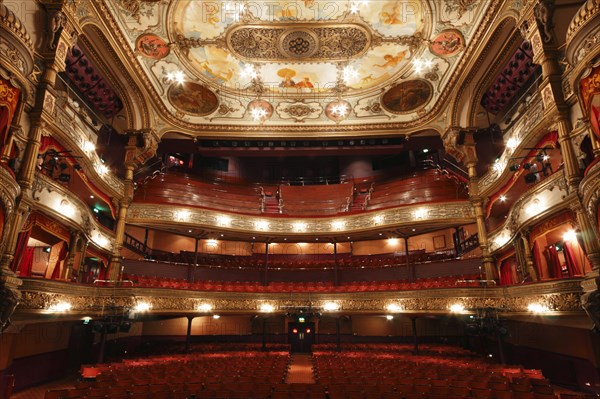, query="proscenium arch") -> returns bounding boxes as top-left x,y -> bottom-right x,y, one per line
450,14 -> 519,129
75,21 -> 151,131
